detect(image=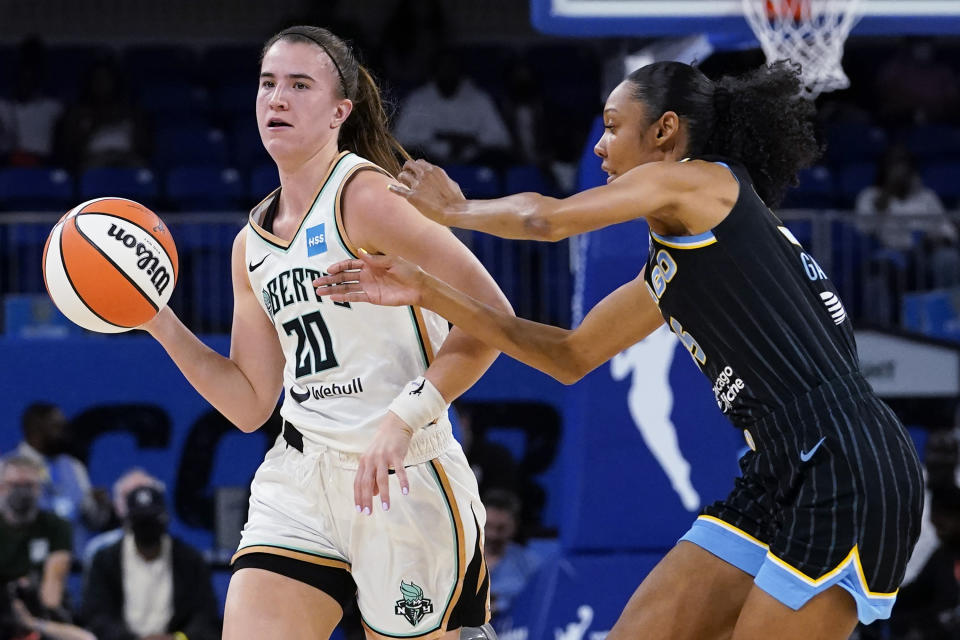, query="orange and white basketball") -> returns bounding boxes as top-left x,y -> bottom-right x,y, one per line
42,197 -> 178,333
